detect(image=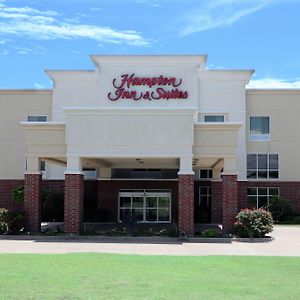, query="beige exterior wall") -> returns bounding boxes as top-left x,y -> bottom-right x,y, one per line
0,90 -> 52,179
246,89 -> 300,181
